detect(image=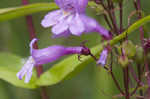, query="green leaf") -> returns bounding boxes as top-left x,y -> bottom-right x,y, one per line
0,52 -> 37,89
0,1 -> 98,22
36,45 -> 102,86
0,3 -> 58,22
